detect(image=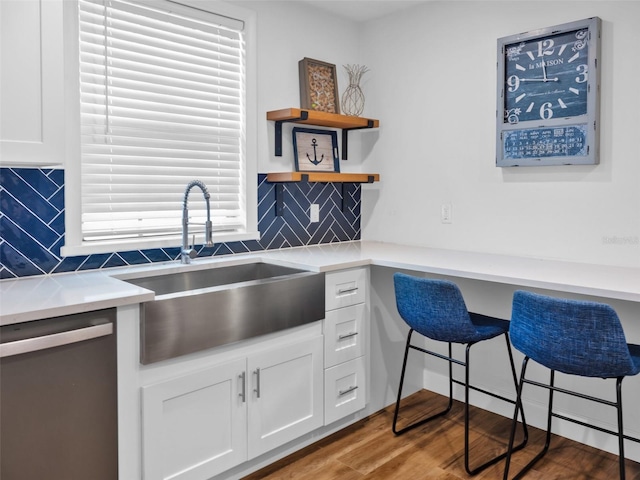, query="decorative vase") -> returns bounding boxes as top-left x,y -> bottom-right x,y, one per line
341,64 -> 369,117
